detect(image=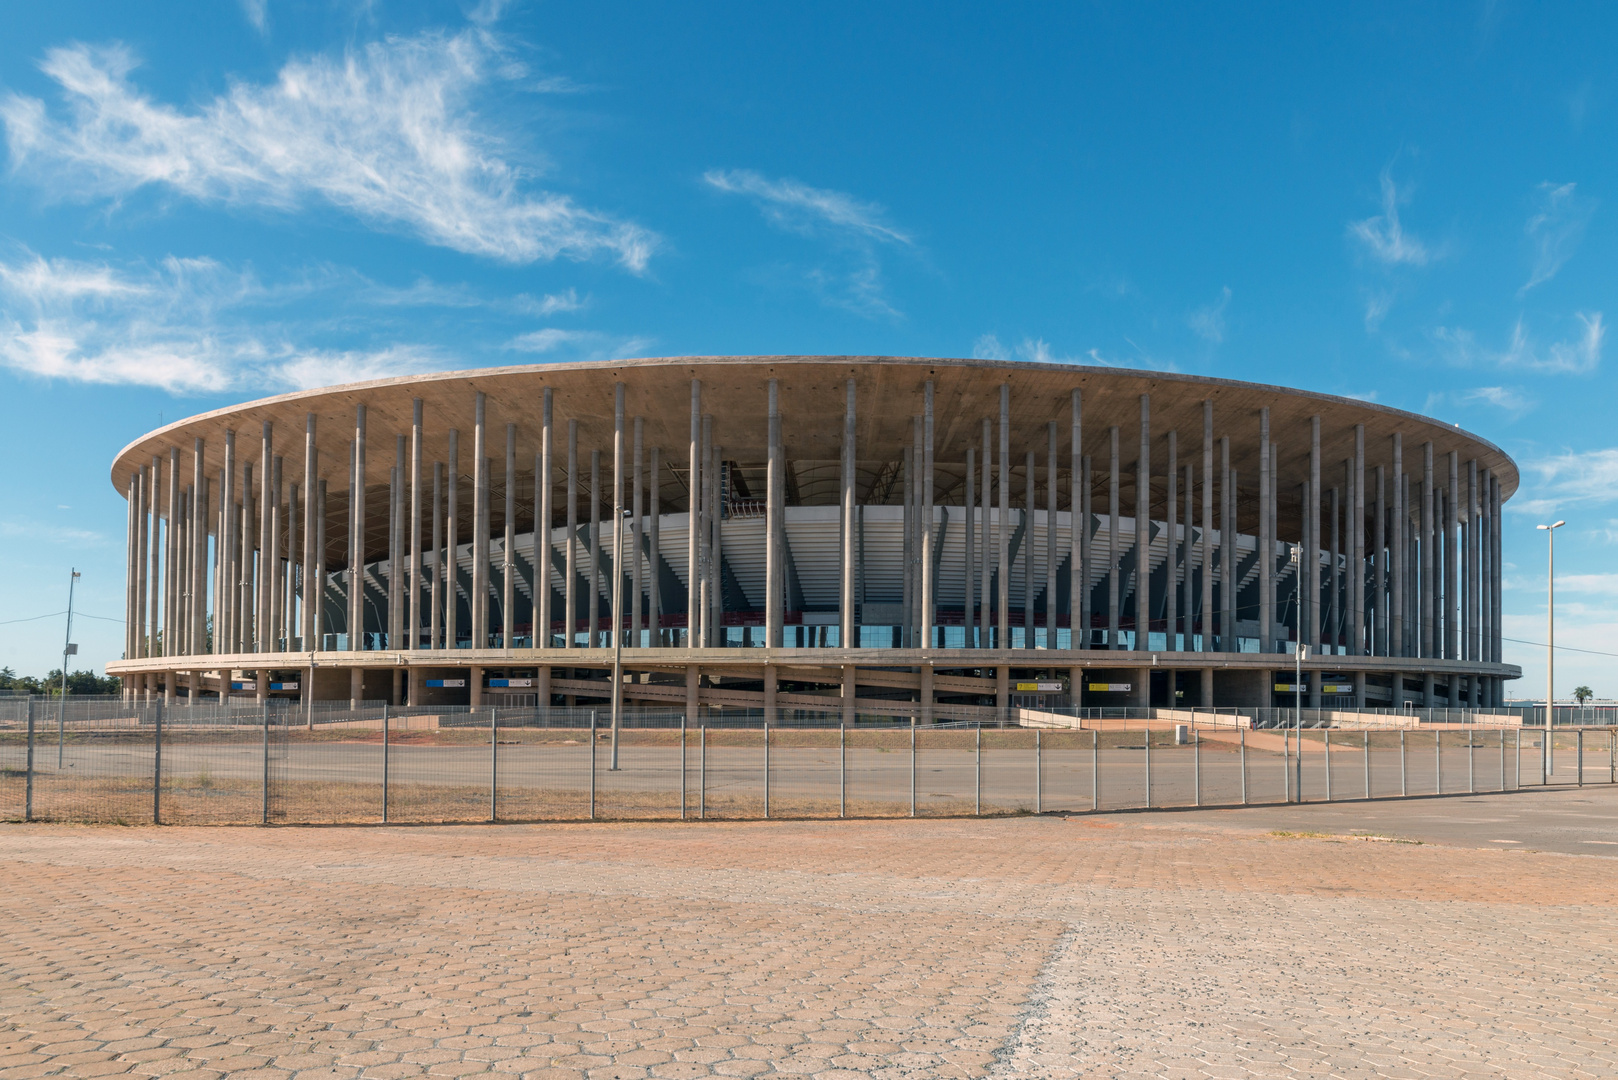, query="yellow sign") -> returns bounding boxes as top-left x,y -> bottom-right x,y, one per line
1088,683 -> 1132,693
1322,683 -> 1354,695
1015,681 -> 1065,692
